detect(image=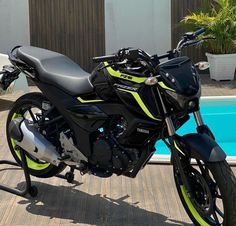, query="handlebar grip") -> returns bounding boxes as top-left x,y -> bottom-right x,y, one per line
93,55 -> 118,63
194,28 -> 206,37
